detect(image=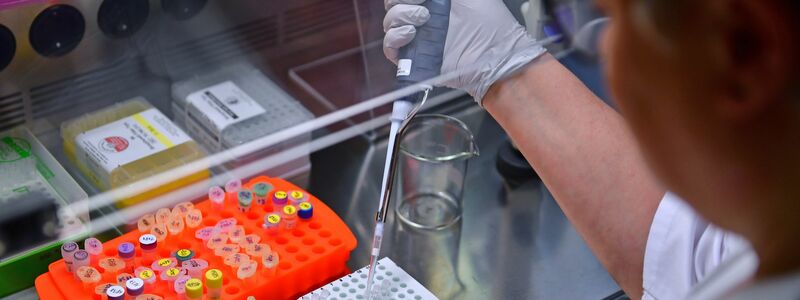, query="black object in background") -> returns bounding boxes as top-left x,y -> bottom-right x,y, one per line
161,0 -> 207,21
0,24 -> 14,71
0,191 -> 59,260
98,0 -> 150,39
29,4 -> 85,57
